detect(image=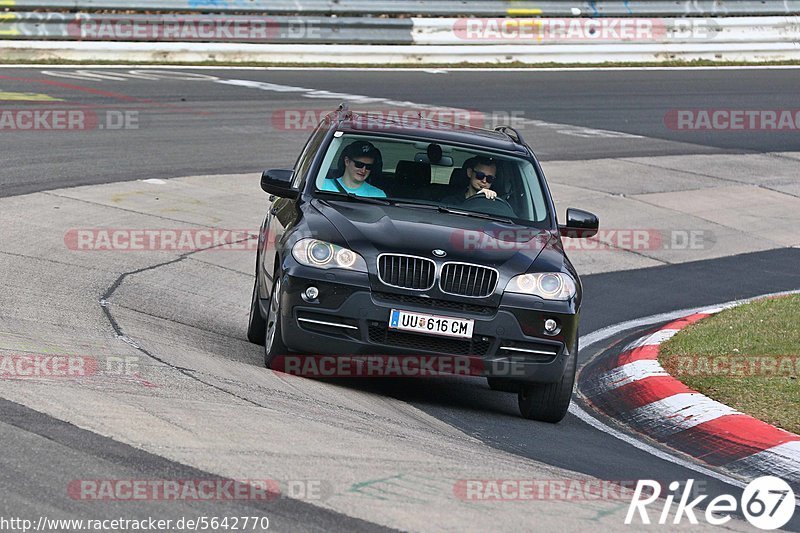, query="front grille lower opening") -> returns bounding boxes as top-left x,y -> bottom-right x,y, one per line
368,321 -> 492,357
